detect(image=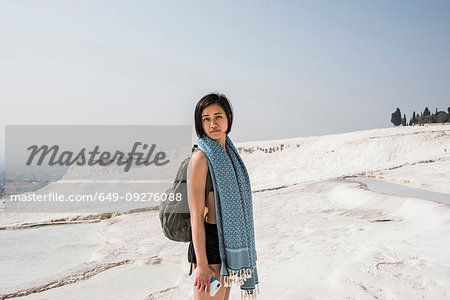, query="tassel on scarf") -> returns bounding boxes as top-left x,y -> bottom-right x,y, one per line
221,267 -> 253,287
220,268 -> 260,299
240,283 -> 260,300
